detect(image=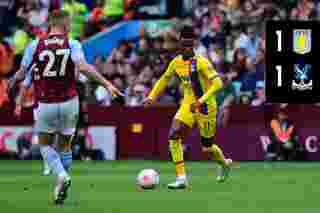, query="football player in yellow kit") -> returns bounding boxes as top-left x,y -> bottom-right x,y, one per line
144,25 -> 232,189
